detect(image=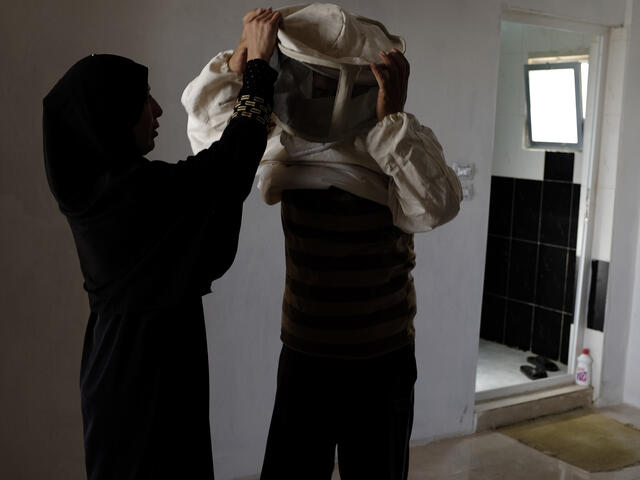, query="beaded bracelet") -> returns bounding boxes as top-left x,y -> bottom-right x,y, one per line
231,94 -> 272,127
